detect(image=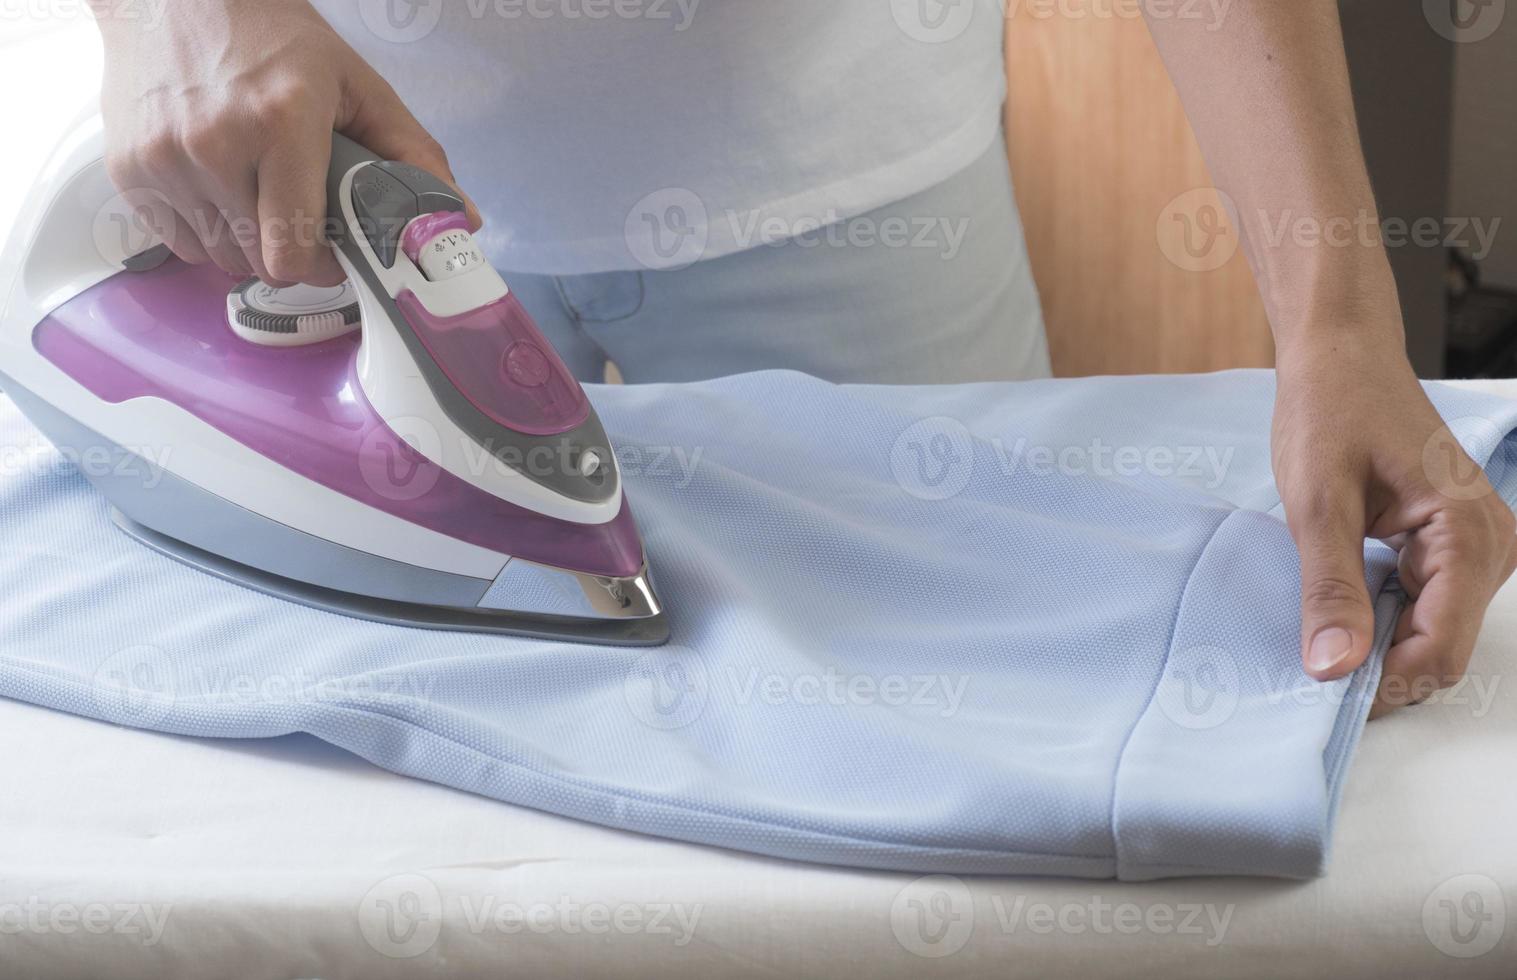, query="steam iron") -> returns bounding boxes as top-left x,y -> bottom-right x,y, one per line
0,119 -> 668,645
